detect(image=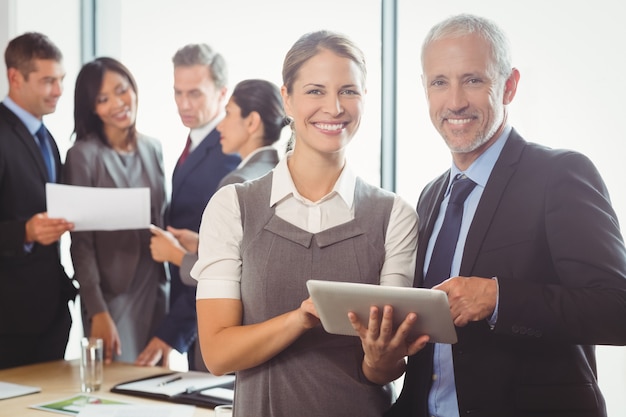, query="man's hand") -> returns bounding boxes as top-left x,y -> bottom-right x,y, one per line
434,276 -> 497,327
25,212 -> 73,245
135,337 -> 173,367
